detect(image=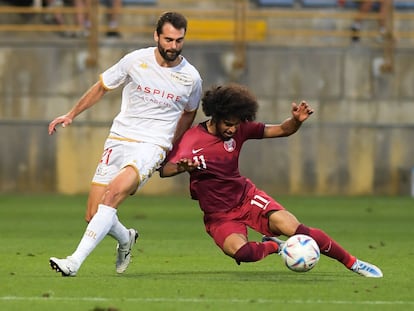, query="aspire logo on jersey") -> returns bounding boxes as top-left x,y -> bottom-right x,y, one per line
136,84 -> 182,102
